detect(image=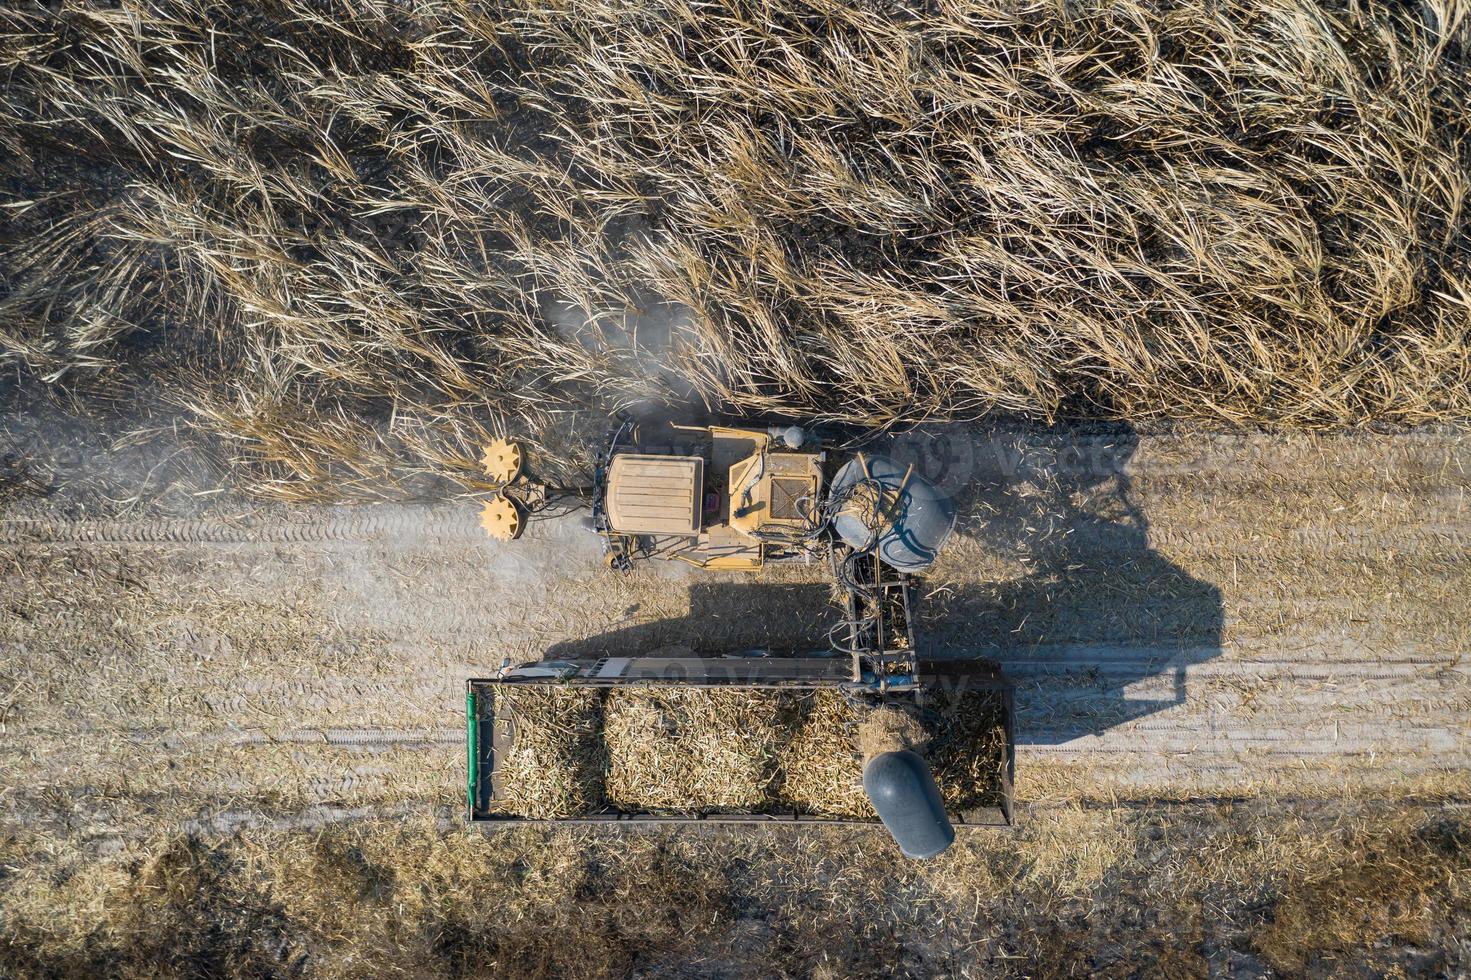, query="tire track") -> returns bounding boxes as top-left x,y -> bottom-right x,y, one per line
0,510 -> 482,545
3,428 -> 1467,822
